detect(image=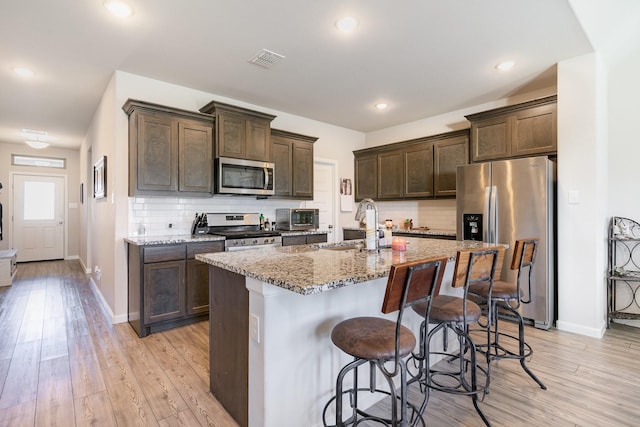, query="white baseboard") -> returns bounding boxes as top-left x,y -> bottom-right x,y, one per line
78,257 -> 91,274
556,319 -> 606,338
88,277 -> 128,324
